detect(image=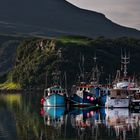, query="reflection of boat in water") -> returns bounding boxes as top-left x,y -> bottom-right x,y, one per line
40,106 -> 140,140
69,107 -> 140,140
70,107 -> 106,128
106,51 -> 139,108
69,107 -> 106,140
105,108 -> 140,140
41,107 -> 66,127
